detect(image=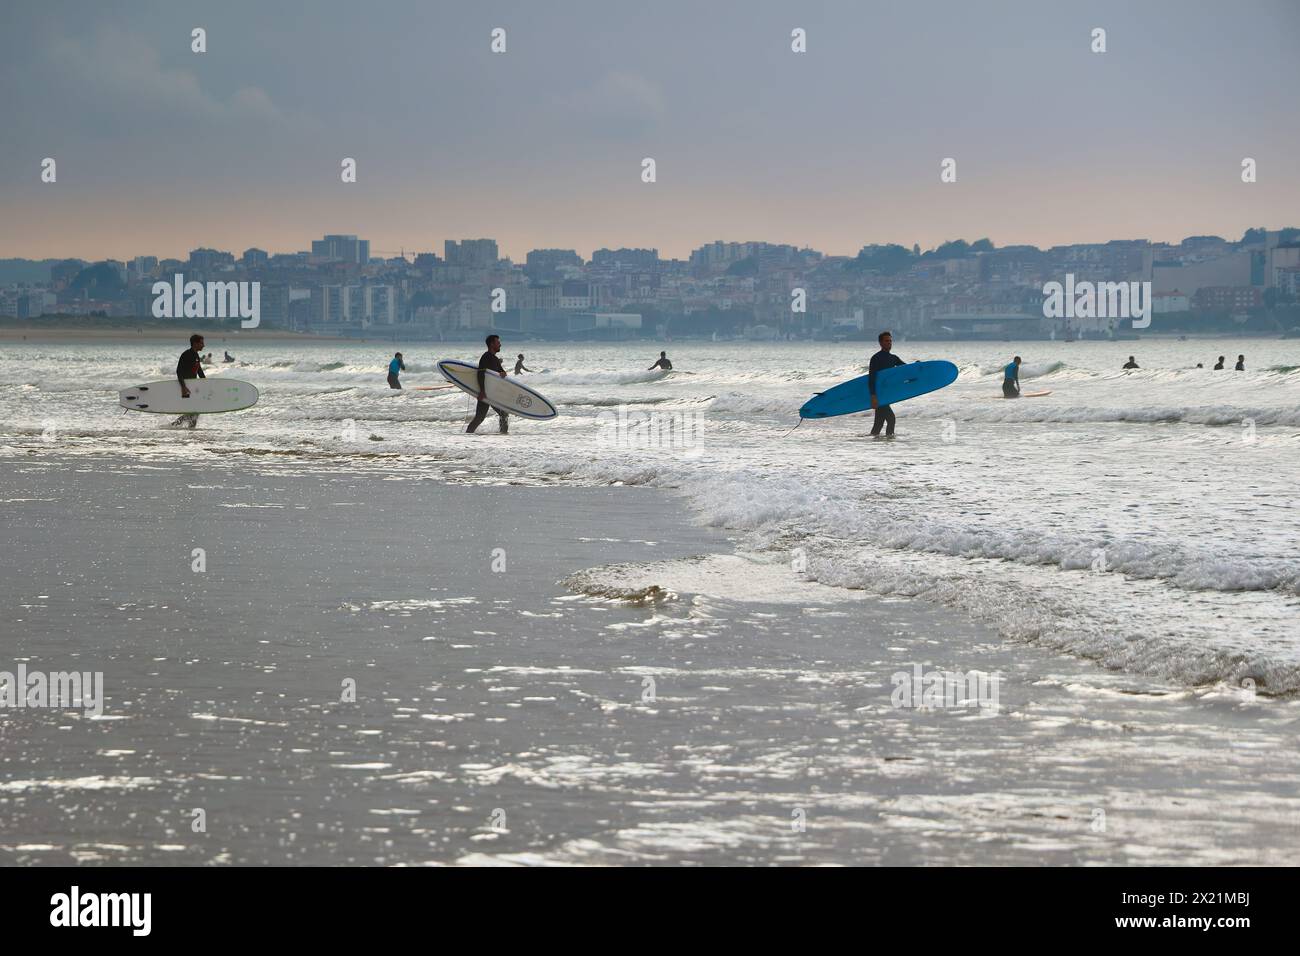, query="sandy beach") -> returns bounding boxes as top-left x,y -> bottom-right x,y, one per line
3,450 -> 1297,866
